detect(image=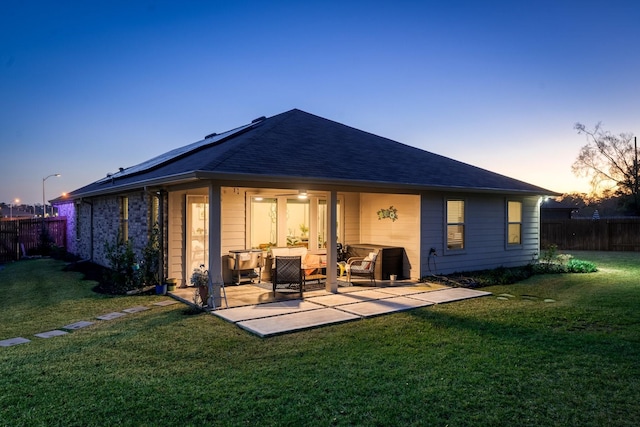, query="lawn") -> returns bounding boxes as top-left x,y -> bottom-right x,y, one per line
1,252 -> 639,426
